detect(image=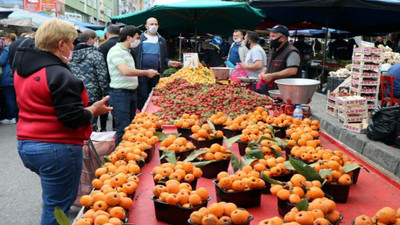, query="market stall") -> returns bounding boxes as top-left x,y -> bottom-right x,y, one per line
73,67 -> 400,225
